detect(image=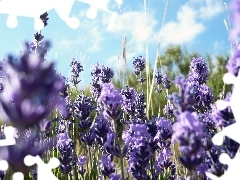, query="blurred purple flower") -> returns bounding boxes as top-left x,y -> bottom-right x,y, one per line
229,0 -> 240,43
0,43 -> 65,129
226,47 -> 240,76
